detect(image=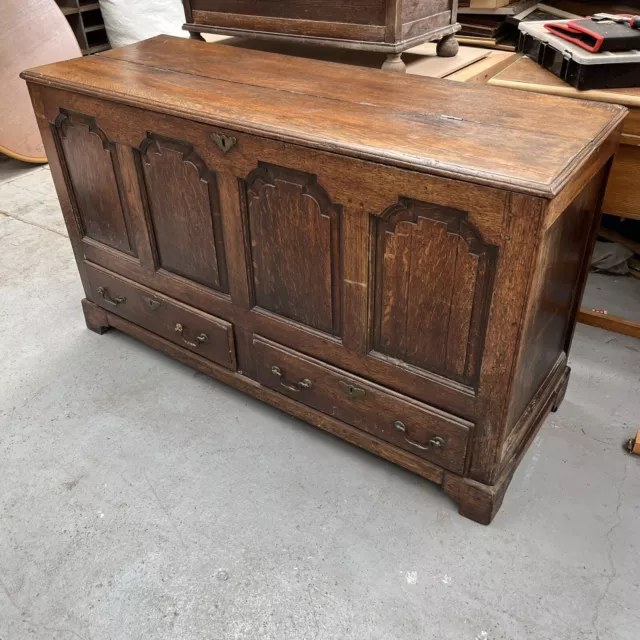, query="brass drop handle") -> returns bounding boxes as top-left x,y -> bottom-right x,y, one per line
97,285 -> 125,306
174,322 -> 208,348
271,366 -> 312,393
393,421 -> 446,451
